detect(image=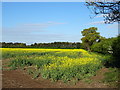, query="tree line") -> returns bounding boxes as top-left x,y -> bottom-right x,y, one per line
80,27 -> 117,54
81,27 -> 120,67
1,27 -> 120,67
0,42 -> 82,49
